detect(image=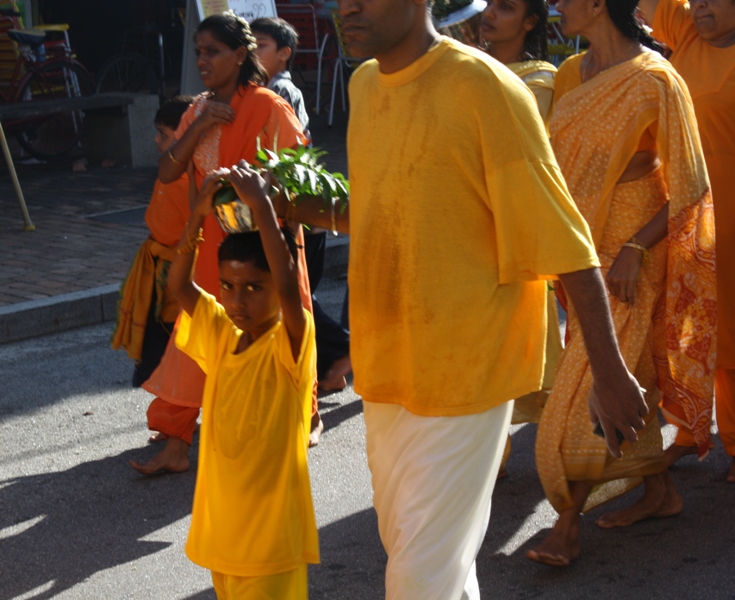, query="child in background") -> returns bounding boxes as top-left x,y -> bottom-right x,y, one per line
112,96 -> 193,390
167,162 -> 319,598
251,17 -> 310,139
